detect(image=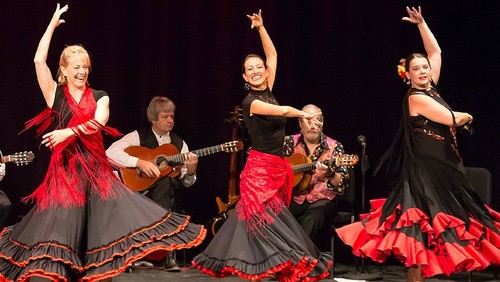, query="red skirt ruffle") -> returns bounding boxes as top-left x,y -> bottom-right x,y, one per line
336,198 -> 500,277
